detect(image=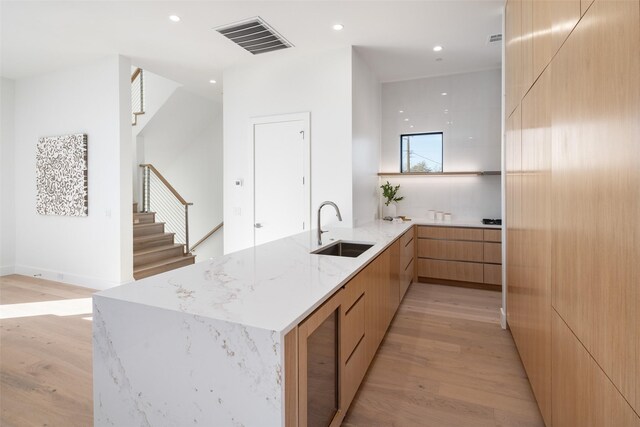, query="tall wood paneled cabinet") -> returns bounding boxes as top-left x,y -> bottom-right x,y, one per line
504,0 -> 640,425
